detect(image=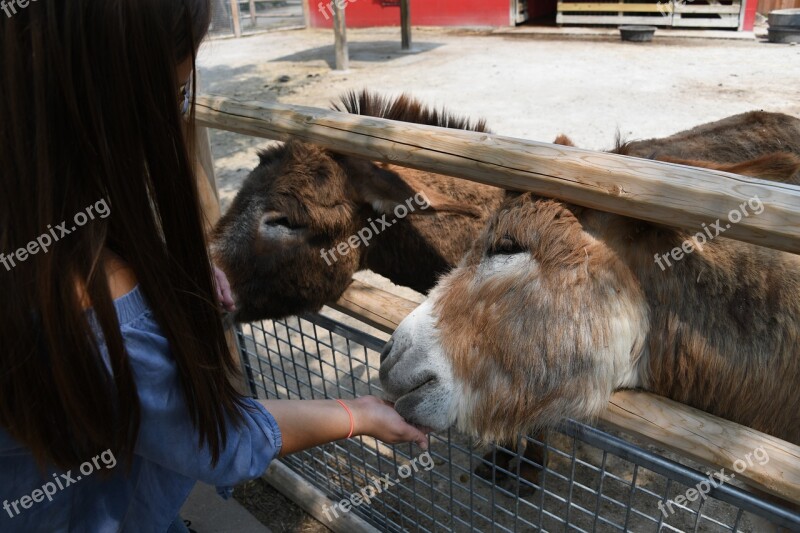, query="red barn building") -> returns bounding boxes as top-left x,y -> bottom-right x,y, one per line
305,0 -> 758,32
